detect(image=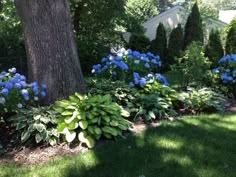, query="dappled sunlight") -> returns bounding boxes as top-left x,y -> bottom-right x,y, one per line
77,151 -> 99,169
155,137 -> 184,150
1,113 -> 236,177
161,153 -> 192,166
